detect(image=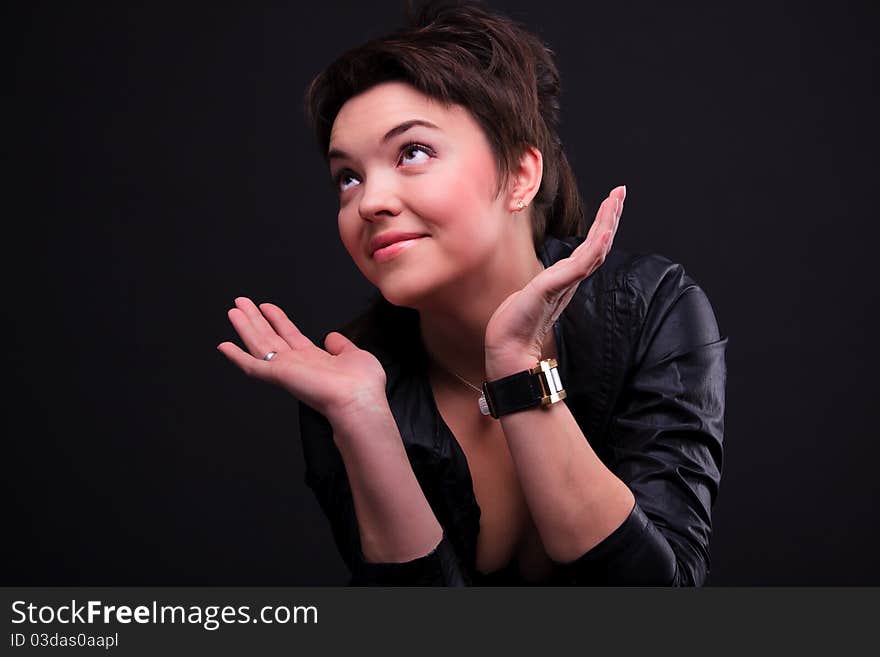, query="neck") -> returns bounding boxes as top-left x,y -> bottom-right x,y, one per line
417,242 -> 546,389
